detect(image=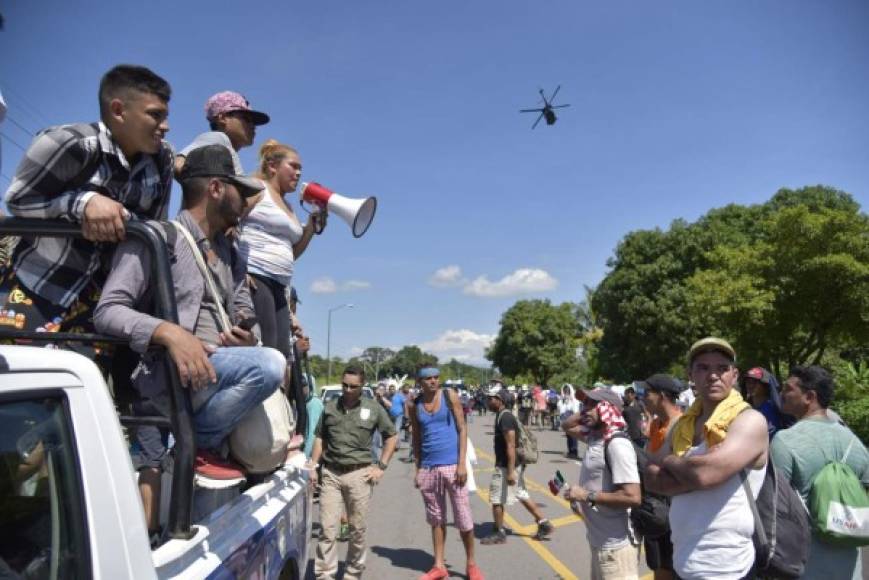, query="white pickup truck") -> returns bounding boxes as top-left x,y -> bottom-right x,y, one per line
0,219 -> 312,579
